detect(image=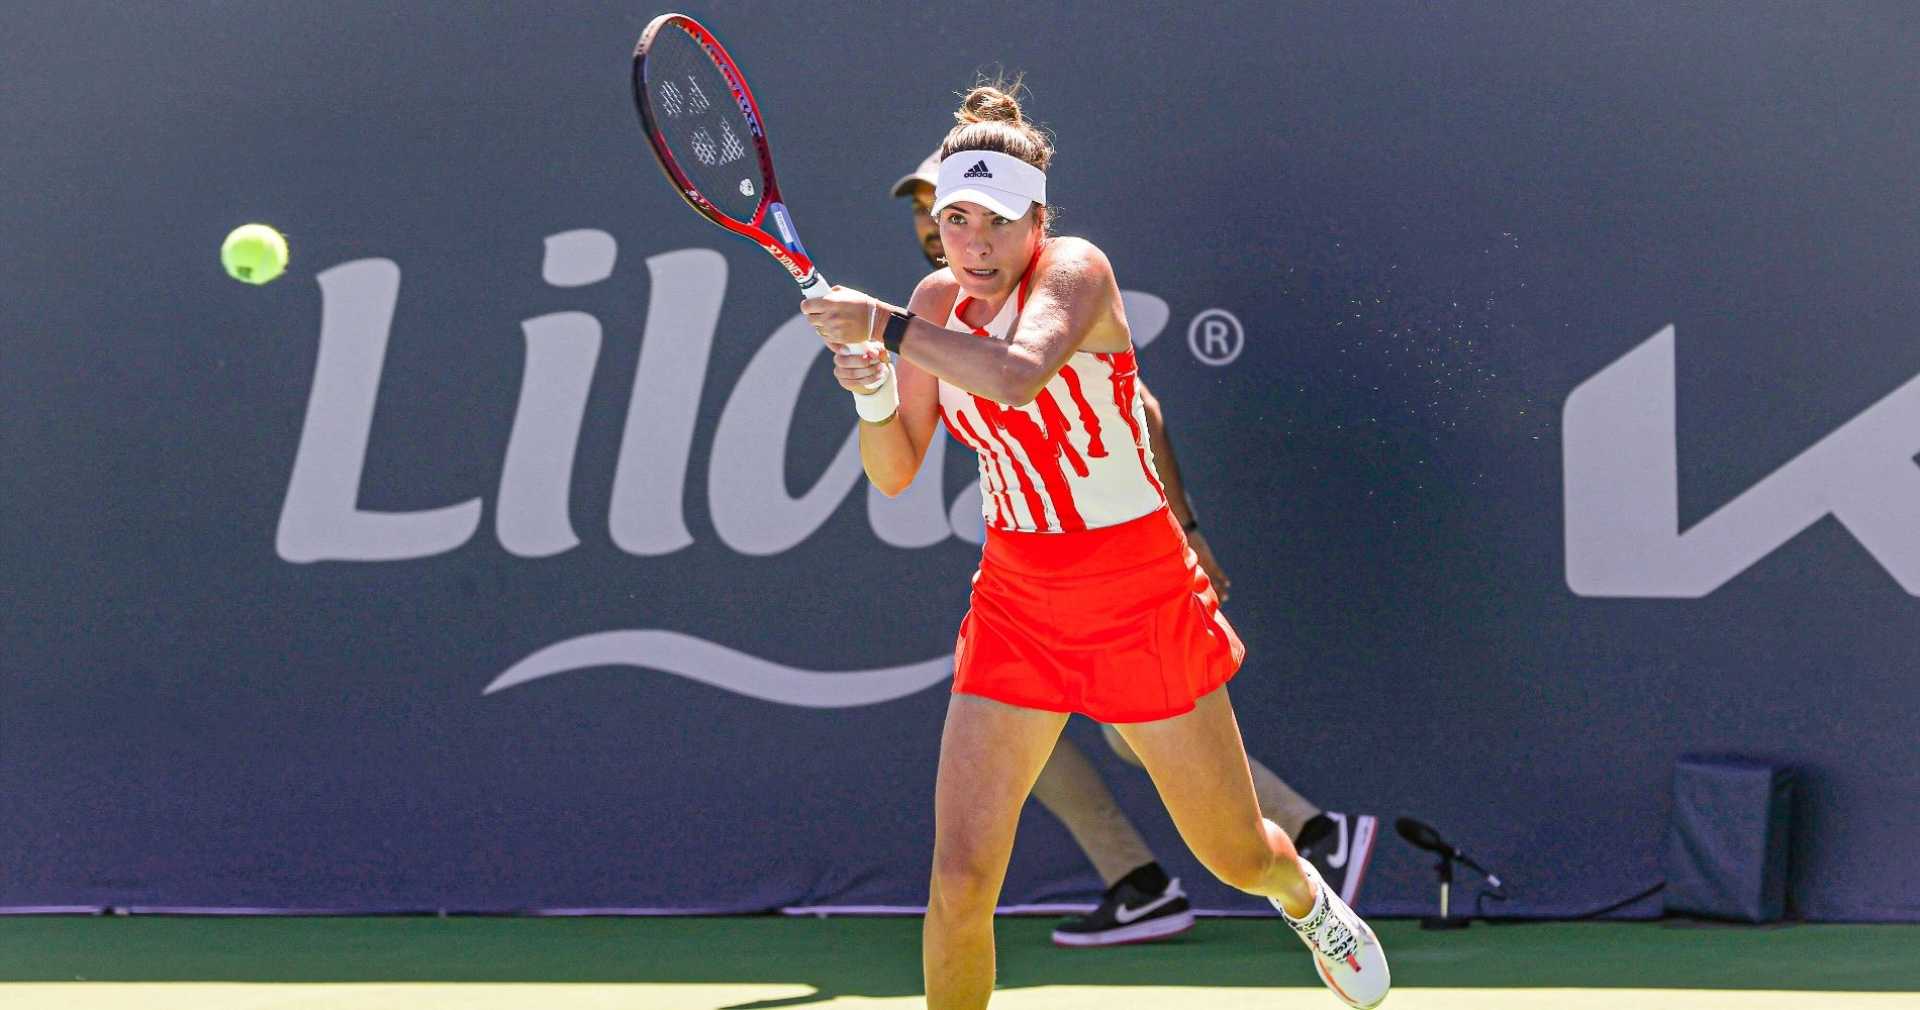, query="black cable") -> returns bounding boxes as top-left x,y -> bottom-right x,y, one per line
1476,881 -> 1665,924
1569,881 -> 1665,921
